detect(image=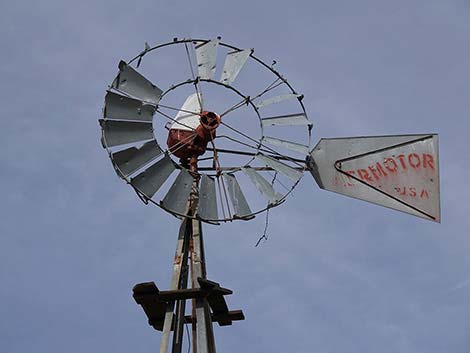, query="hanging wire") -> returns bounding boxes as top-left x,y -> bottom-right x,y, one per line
255,172 -> 278,247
